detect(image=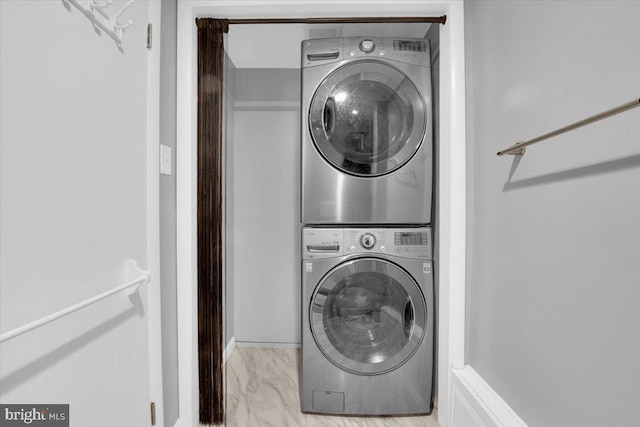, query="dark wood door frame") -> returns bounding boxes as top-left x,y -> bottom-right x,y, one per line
195,15 -> 446,425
